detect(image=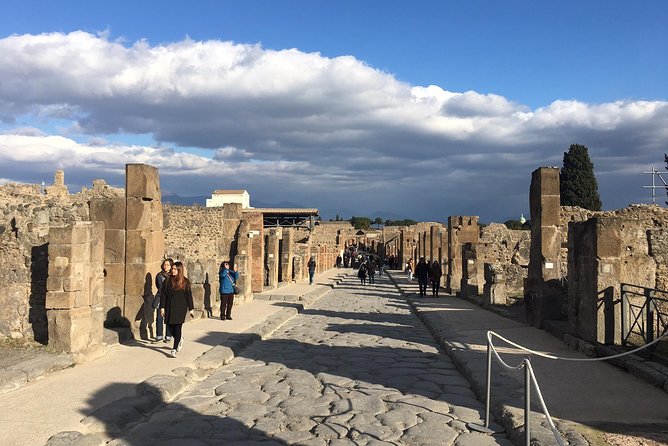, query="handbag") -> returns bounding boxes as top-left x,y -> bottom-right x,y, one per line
227,271 -> 240,295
